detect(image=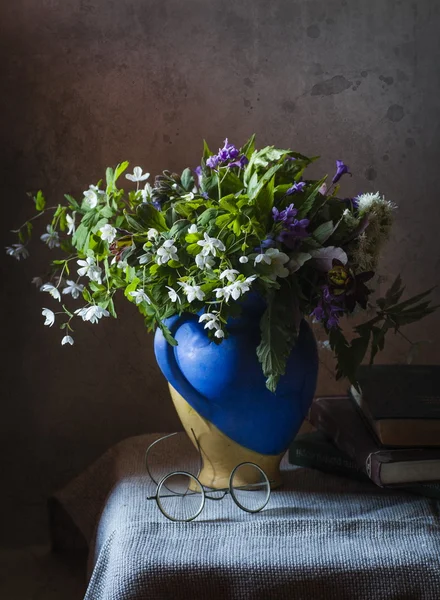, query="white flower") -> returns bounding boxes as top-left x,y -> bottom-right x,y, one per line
188,224 -> 198,234
5,244 -> 29,260
77,257 -> 102,284
32,276 -> 43,288
197,232 -> 226,256
166,286 -> 181,303
287,252 -> 312,273
62,280 -> 85,299
214,329 -> 225,339
199,311 -> 221,331
147,228 -> 159,241
309,247 -> 348,272
195,253 -> 215,270
181,192 -> 195,201
99,224 -> 117,243
129,289 -> 151,305
83,189 -> 98,209
61,335 -> 74,346
42,308 -> 55,327
255,248 -> 289,280
40,283 -> 61,302
40,225 -> 60,249
214,275 -> 257,302
125,167 -> 150,183
156,239 -> 178,264
140,183 -> 153,202
254,252 -> 272,266
139,251 -> 152,265
66,213 -> 76,235
239,256 -> 249,264
179,282 -> 205,303
220,269 -> 239,282
75,305 -> 110,324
